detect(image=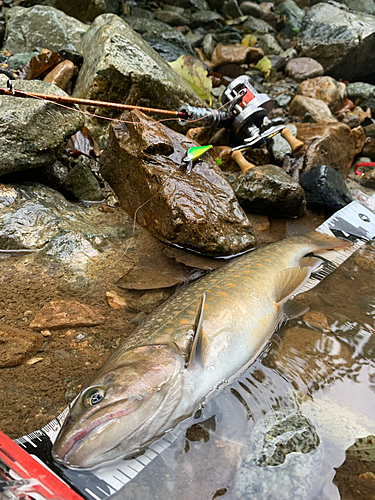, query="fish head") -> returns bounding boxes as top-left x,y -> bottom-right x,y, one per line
52,344 -> 183,469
